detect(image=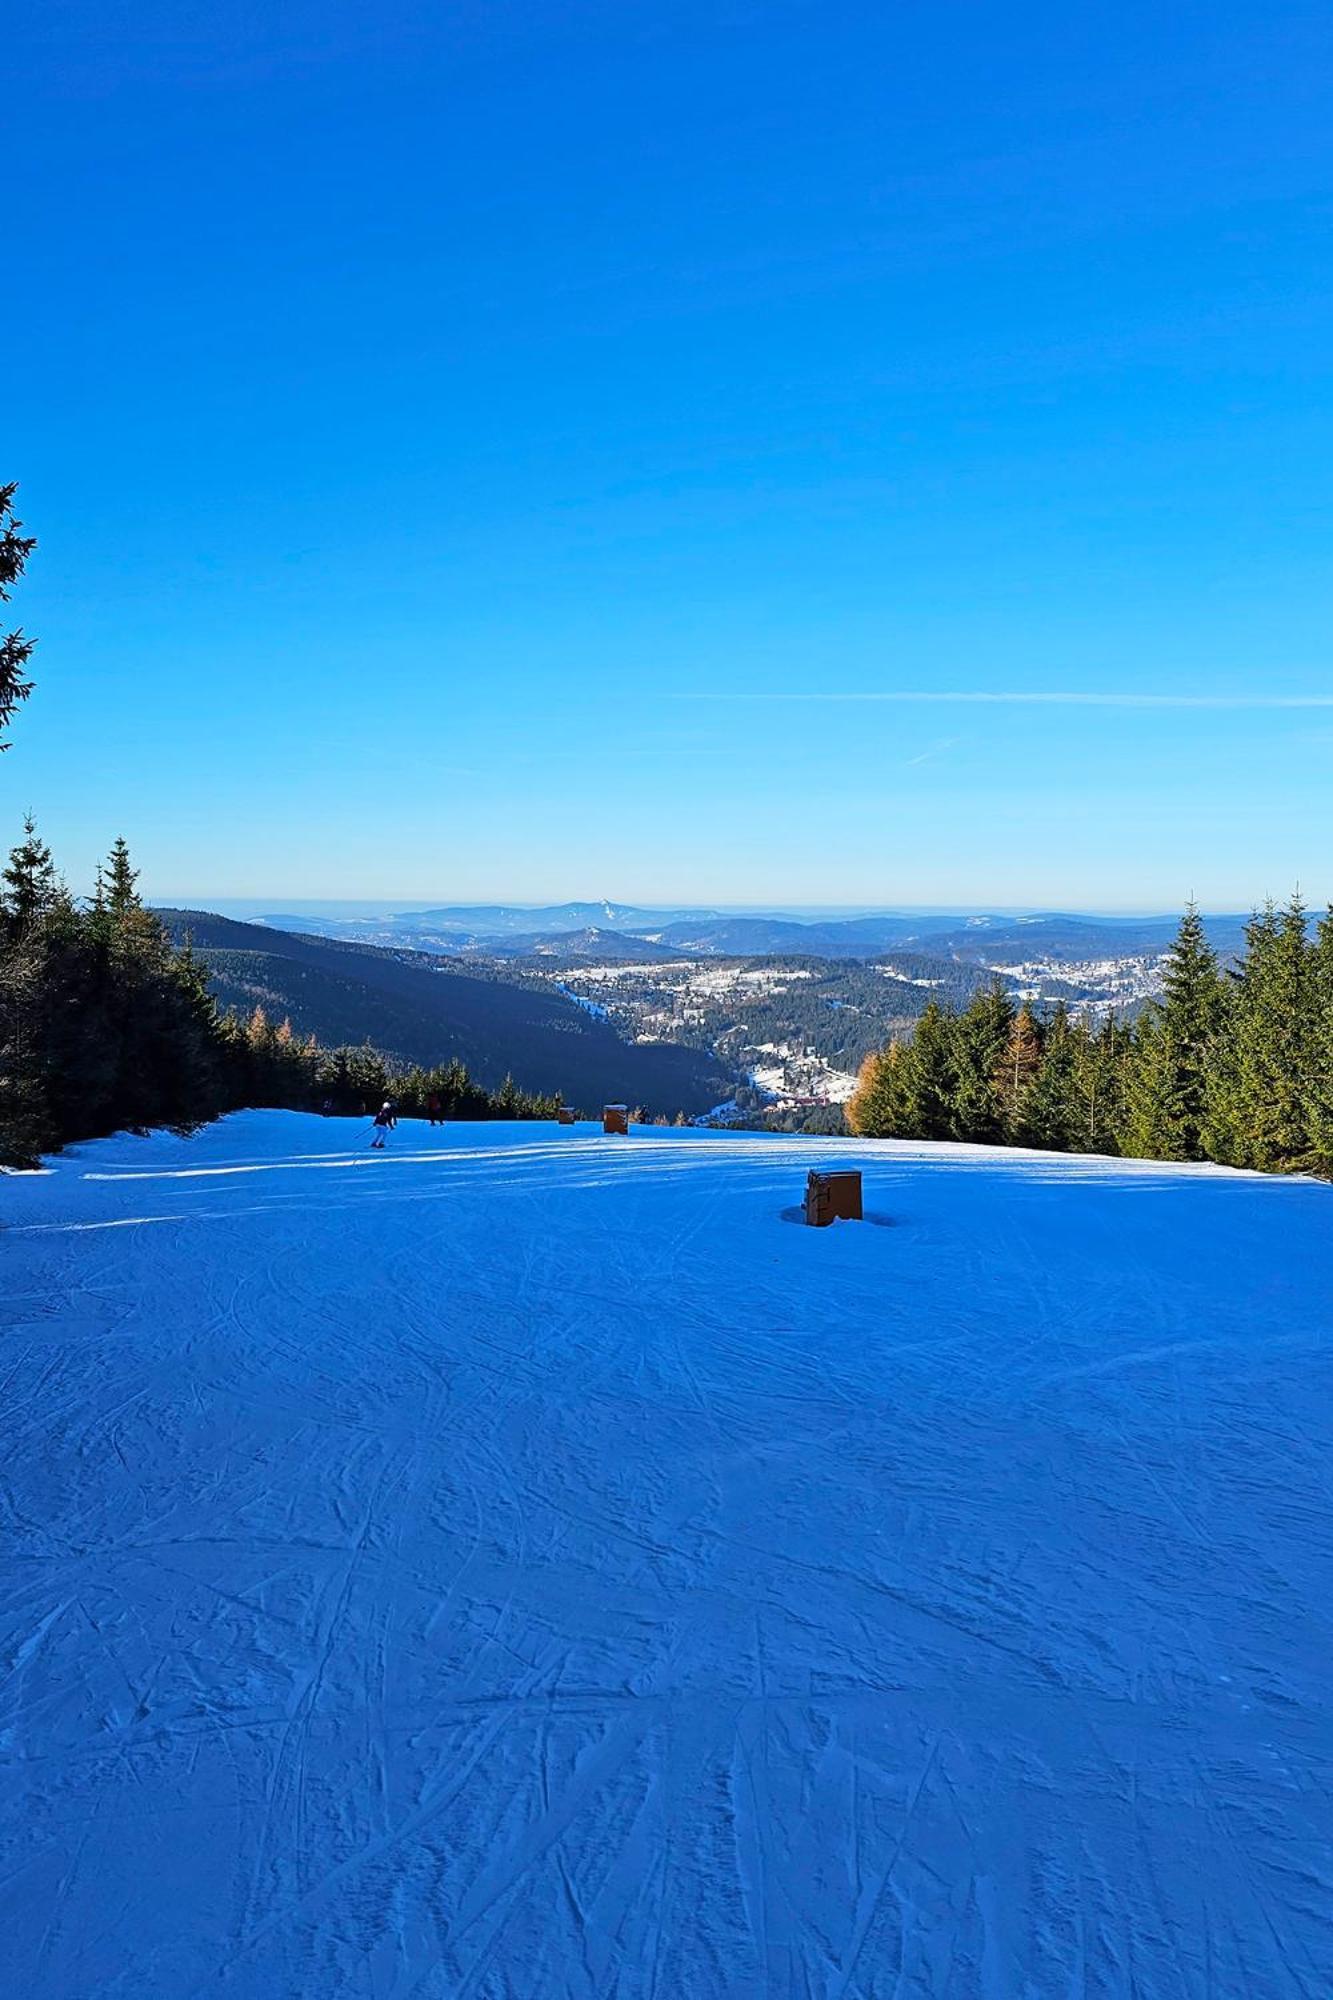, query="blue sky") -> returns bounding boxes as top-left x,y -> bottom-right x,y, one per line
9,0 -> 1333,908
